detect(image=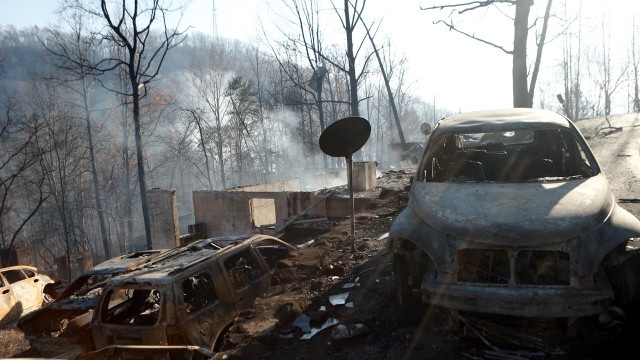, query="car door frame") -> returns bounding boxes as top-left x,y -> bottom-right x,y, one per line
0,271 -> 19,324
218,246 -> 270,313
